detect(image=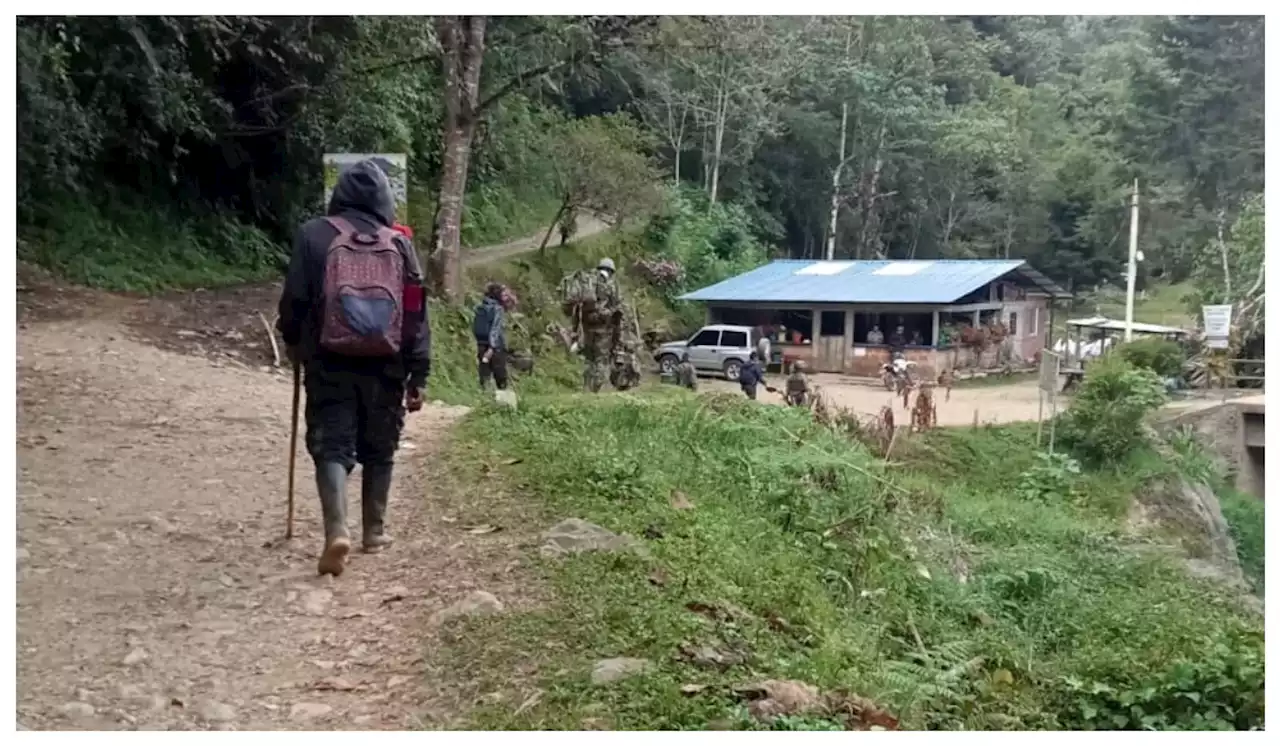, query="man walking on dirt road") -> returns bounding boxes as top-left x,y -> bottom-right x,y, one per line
277,159 -> 431,577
